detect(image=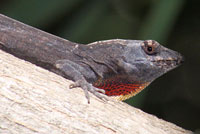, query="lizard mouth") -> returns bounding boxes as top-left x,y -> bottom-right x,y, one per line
152,57 -> 184,68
